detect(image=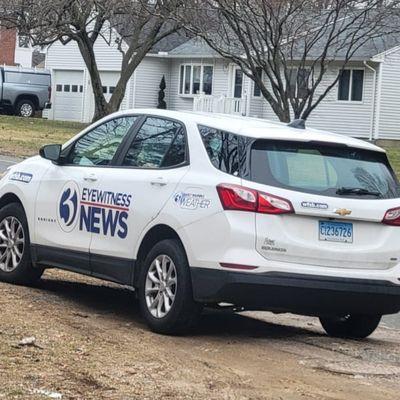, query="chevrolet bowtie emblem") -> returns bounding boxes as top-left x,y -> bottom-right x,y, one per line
334,208 -> 352,216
